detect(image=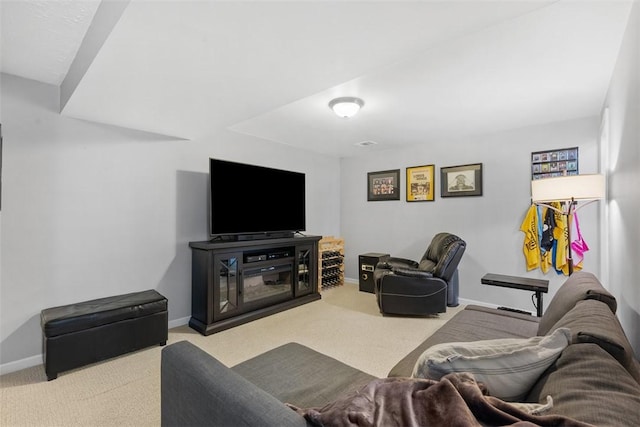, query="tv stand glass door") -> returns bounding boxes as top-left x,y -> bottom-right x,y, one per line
296,245 -> 315,296
215,252 -> 241,319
